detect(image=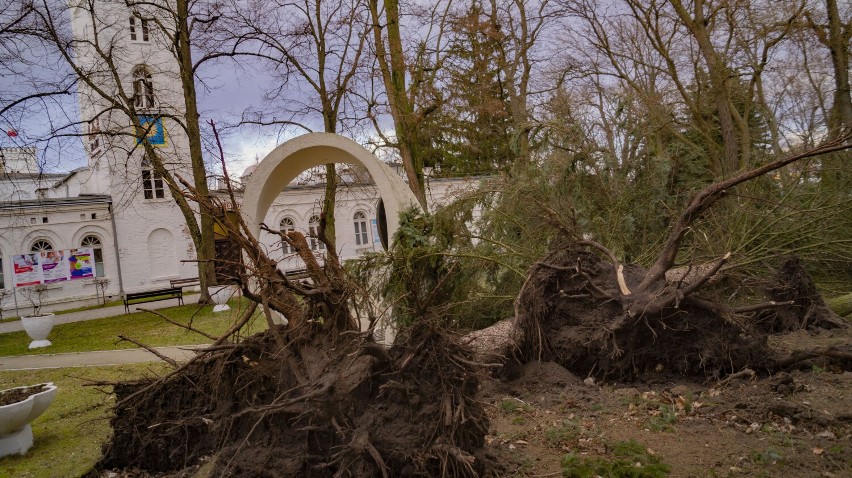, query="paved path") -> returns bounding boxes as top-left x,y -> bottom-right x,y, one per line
0,346 -> 205,371
0,294 -> 206,371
